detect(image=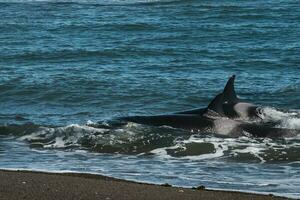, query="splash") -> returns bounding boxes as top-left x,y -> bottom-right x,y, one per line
1,109 -> 300,163
259,107 -> 300,129
19,124 -> 109,149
